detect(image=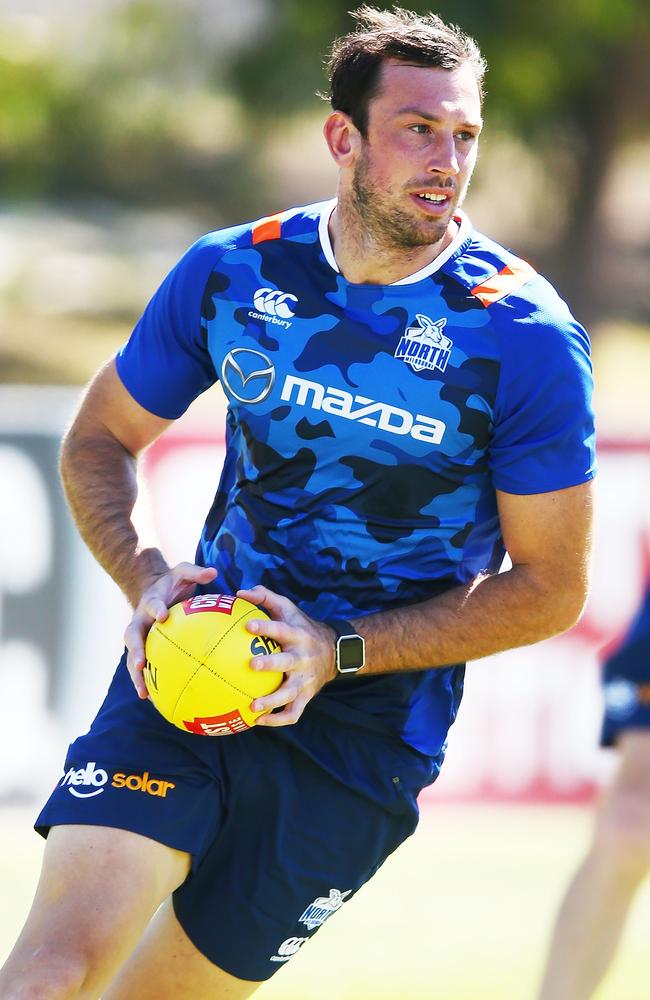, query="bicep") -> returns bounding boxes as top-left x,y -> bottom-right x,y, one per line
67,357 -> 174,456
496,482 -> 594,580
